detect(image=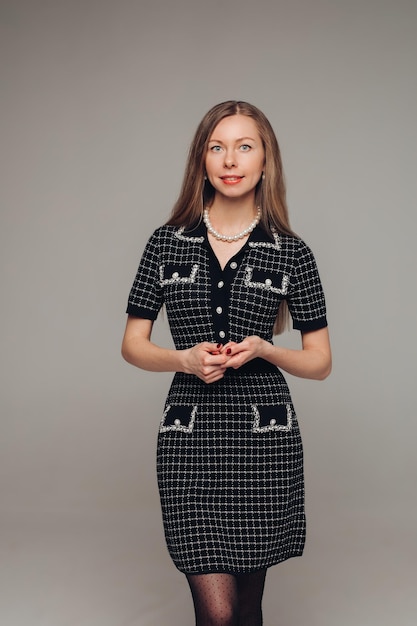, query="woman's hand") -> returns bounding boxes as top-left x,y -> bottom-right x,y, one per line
182,342 -> 230,384
221,336 -> 266,370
